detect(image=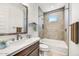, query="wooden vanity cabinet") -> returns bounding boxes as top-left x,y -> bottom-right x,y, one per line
14,41 -> 39,56
28,48 -> 39,56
